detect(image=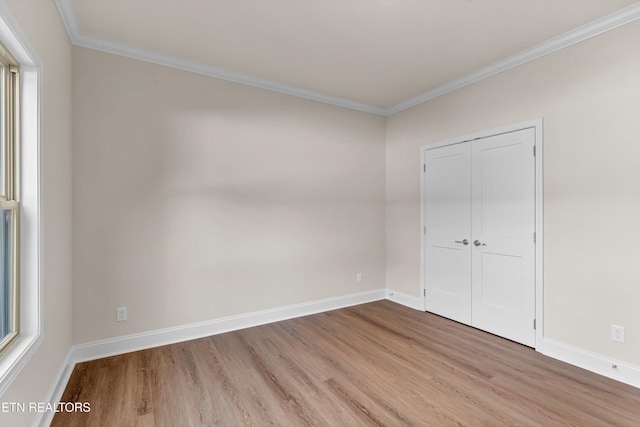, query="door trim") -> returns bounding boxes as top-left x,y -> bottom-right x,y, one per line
420,119 -> 544,351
